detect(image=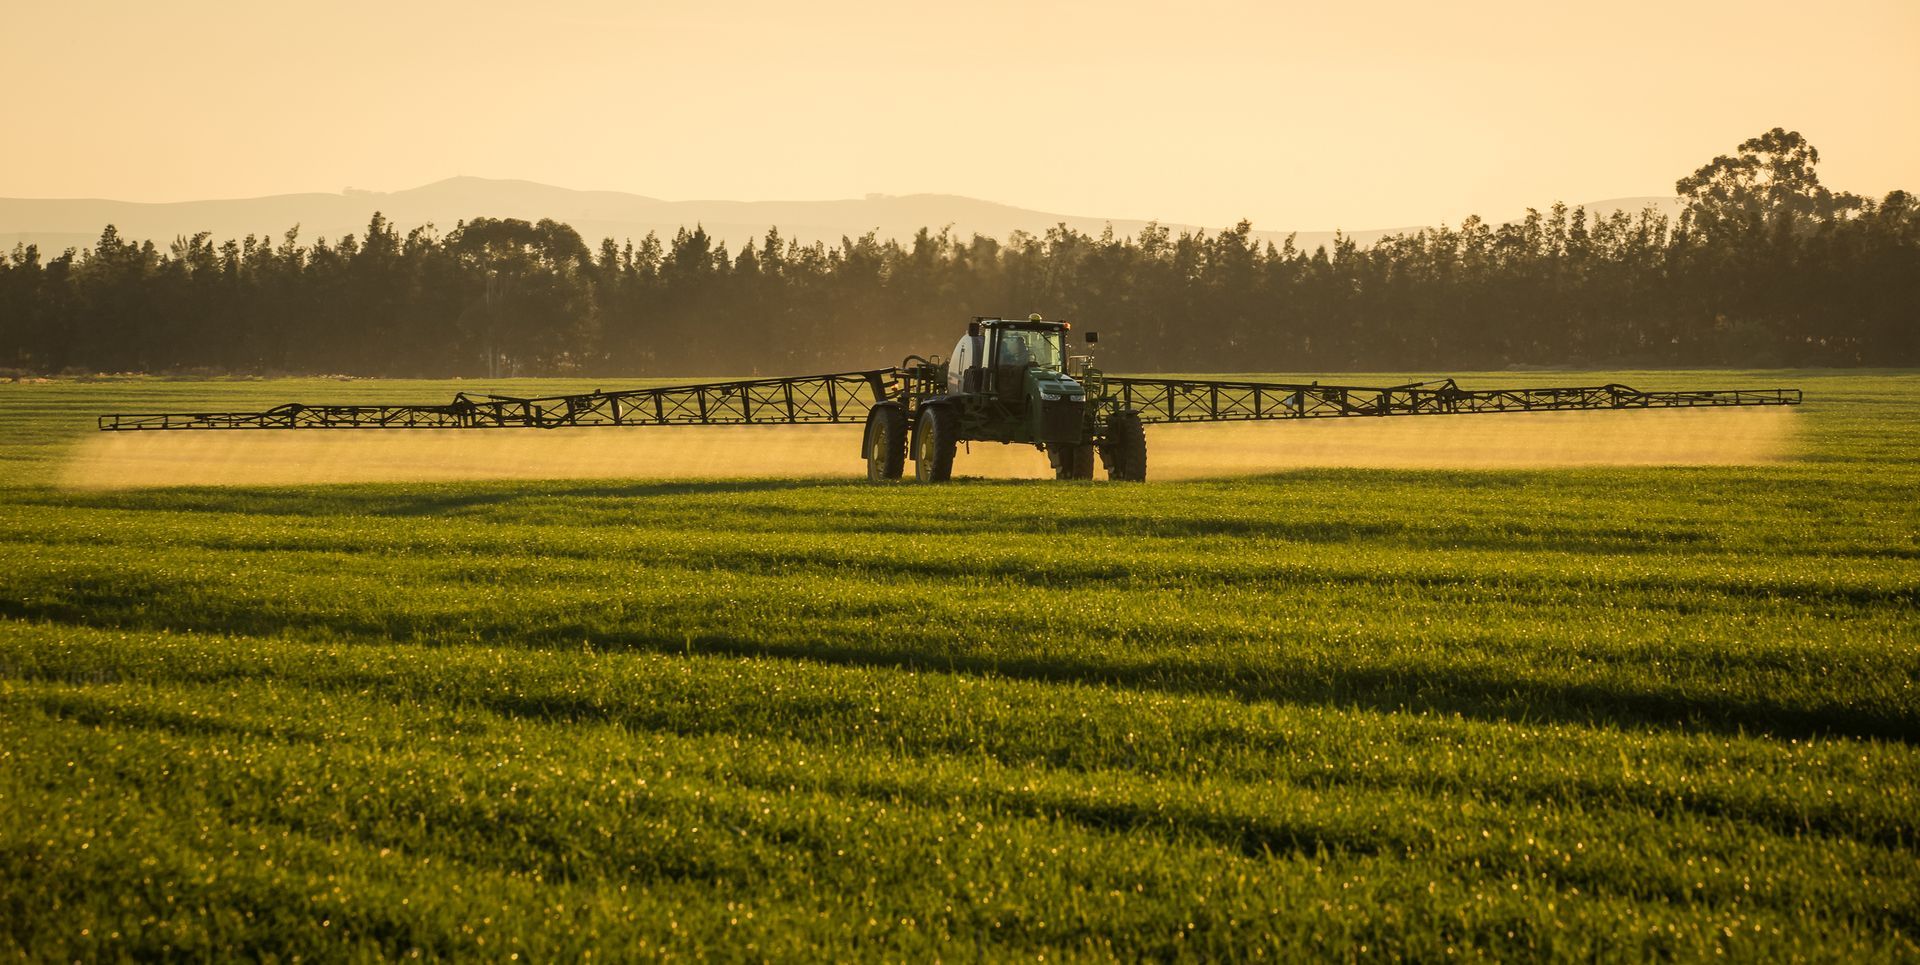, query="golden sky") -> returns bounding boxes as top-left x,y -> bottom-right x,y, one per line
4,0 -> 1915,230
